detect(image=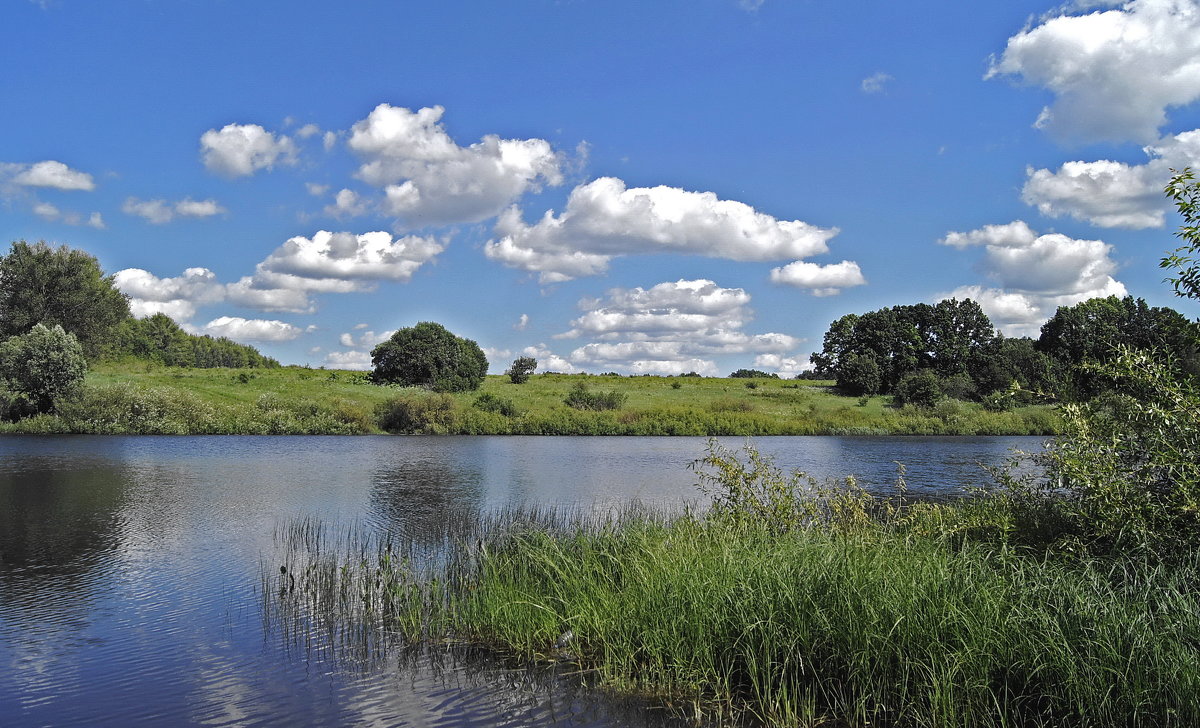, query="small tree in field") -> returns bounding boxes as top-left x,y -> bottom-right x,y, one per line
370,322 -> 488,392
506,356 -> 537,384
0,323 -> 87,418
